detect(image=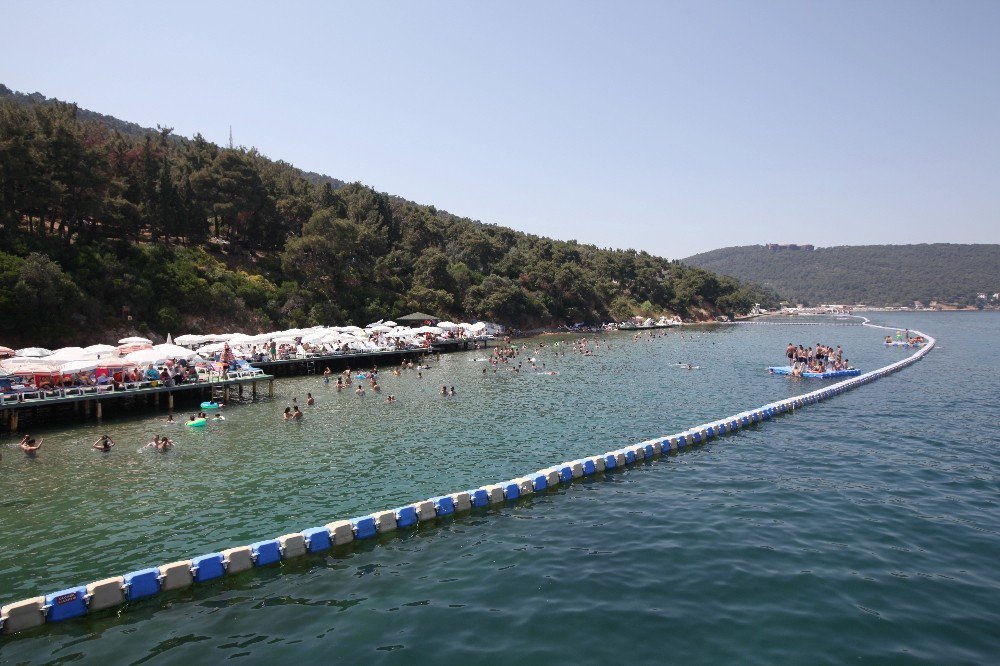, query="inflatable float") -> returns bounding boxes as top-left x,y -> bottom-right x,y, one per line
184,418 -> 207,427
768,366 -> 860,379
200,401 -> 221,410
884,341 -> 925,348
